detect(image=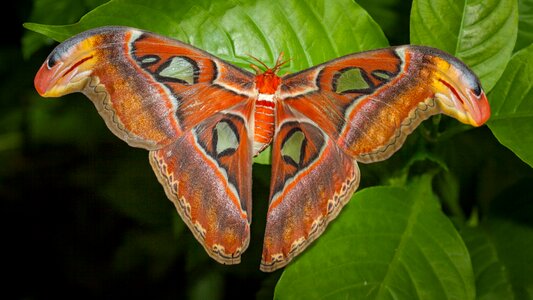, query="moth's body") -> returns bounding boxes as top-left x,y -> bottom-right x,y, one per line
252,69 -> 281,153
34,26 -> 490,272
